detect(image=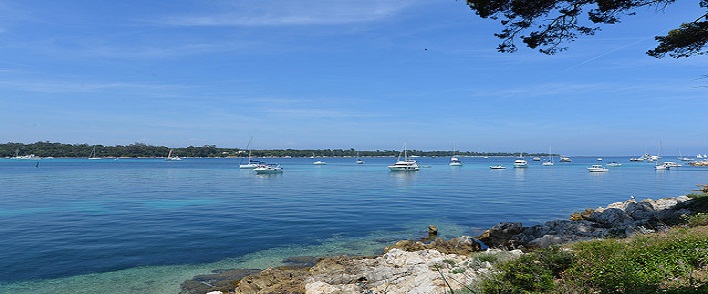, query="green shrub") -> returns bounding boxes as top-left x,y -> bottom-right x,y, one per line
564,227 -> 708,292
476,247 -> 572,293
686,213 -> 708,227
473,226 -> 708,293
